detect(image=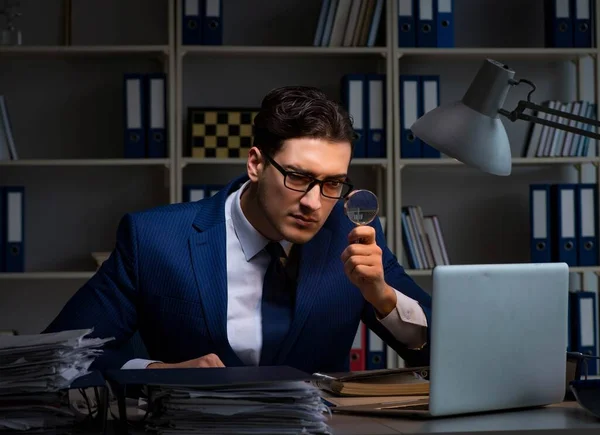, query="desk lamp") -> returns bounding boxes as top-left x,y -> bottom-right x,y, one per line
410,58 -> 600,176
